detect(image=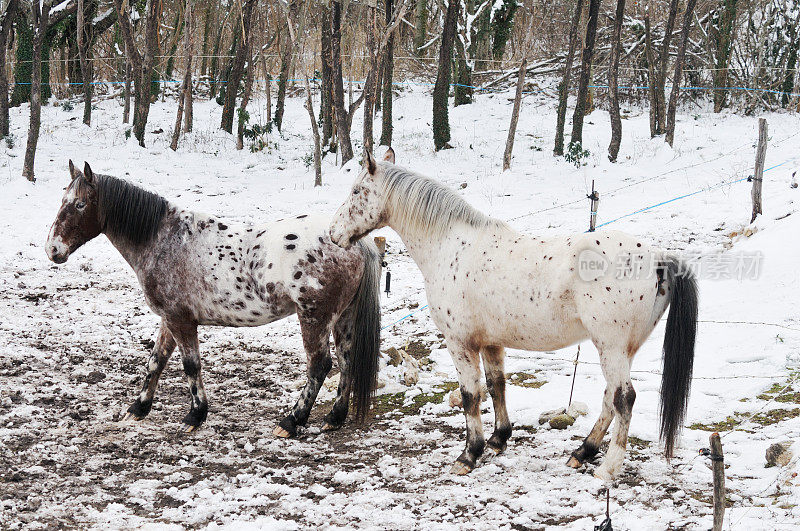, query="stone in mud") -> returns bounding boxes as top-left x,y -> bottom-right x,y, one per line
567,401 -> 589,418
766,441 -> 795,468
402,352 -> 420,386
538,407 -> 566,425
549,413 -> 576,430
385,347 -> 403,367
448,385 -> 488,408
